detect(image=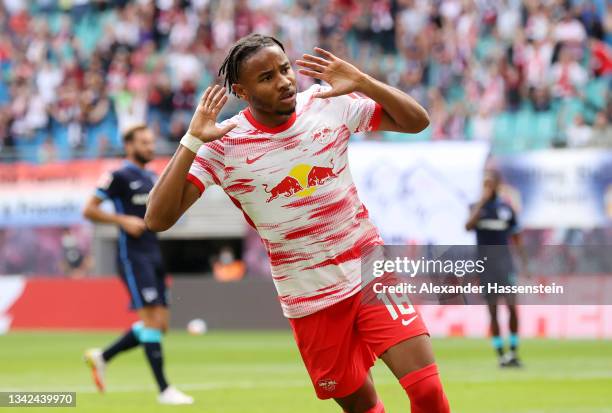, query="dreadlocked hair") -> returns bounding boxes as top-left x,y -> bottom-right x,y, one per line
218,34 -> 286,96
